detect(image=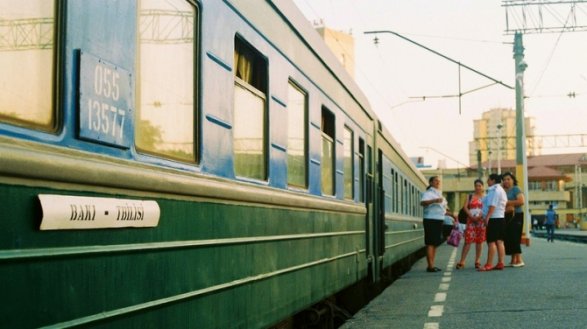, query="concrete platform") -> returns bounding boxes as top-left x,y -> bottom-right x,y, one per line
340,233 -> 587,329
